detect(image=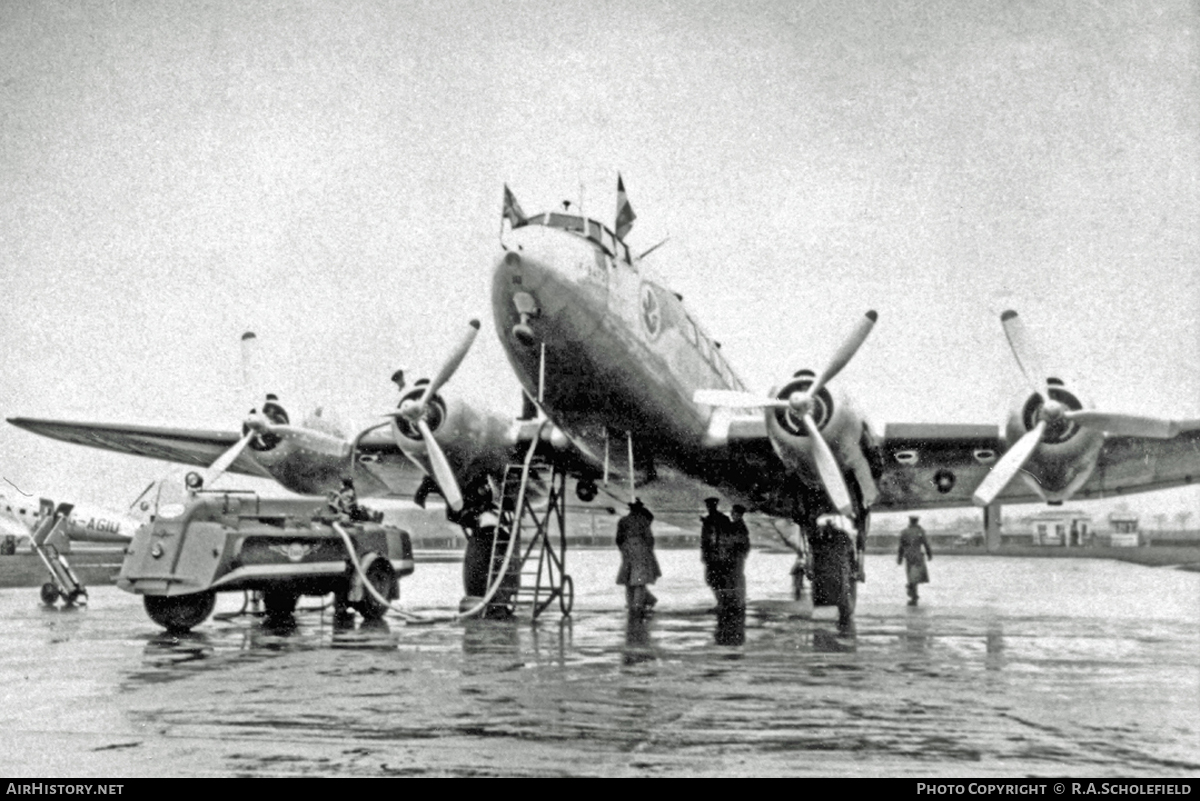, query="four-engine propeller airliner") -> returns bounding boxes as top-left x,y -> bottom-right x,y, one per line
488,182 -> 1200,527
9,177 -> 1200,620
